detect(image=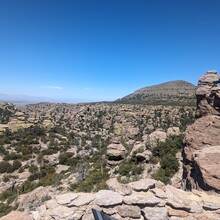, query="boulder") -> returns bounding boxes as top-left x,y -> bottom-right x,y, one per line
0,211 -> 31,220
136,150 -> 152,162
196,70 -> 220,117
118,205 -> 141,218
143,207 -> 168,220
128,179 -> 156,192
68,193 -> 95,207
106,178 -> 132,196
167,127 -> 180,137
193,146 -> 220,191
50,205 -> 80,220
183,115 -> 220,191
55,192 -> 78,205
124,193 -> 160,205
147,130 -> 167,149
106,141 -> 126,166
95,190 -> 123,206
166,185 -> 192,210
126,127 -> 140,139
